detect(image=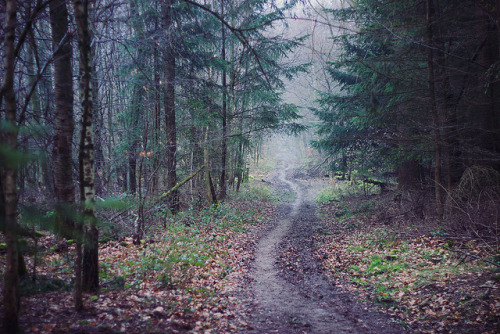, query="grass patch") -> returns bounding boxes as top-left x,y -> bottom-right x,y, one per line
316,180 -> 380,204
319,223 -> 499,331
98,201 -> 264,292
231,181 -> 277,202
316,180 -> 499,332
319,199 -> 377,224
